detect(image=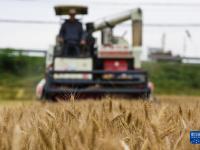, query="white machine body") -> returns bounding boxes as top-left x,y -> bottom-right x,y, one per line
53,58 -> 93,79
